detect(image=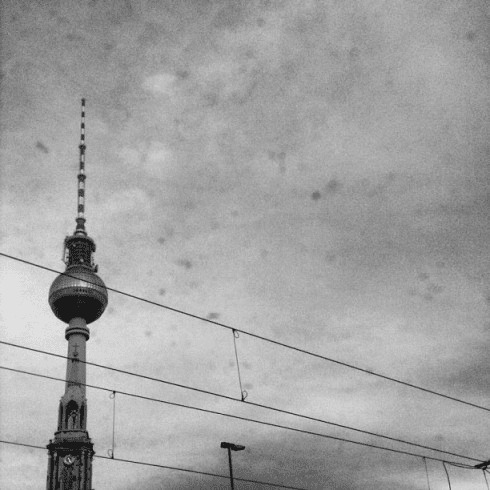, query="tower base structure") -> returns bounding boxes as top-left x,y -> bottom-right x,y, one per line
46,433 -> 94,490
46,317 -> 95,490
